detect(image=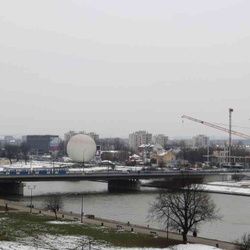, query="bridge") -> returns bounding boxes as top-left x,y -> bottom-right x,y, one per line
0,170 -> 230,182
0,169 -> 237,195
